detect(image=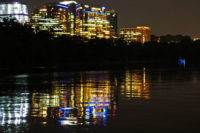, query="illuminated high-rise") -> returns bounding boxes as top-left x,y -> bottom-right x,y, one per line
0,1 -> 29,24
30,6 -> 65,36
30,0 -> 117,39
106,9 -> 118,37
46,1 -> 77,35
76,4 -> 110,39
120,26 -> 151,43
30,1 -> 77,36
30,7 -> 47,31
